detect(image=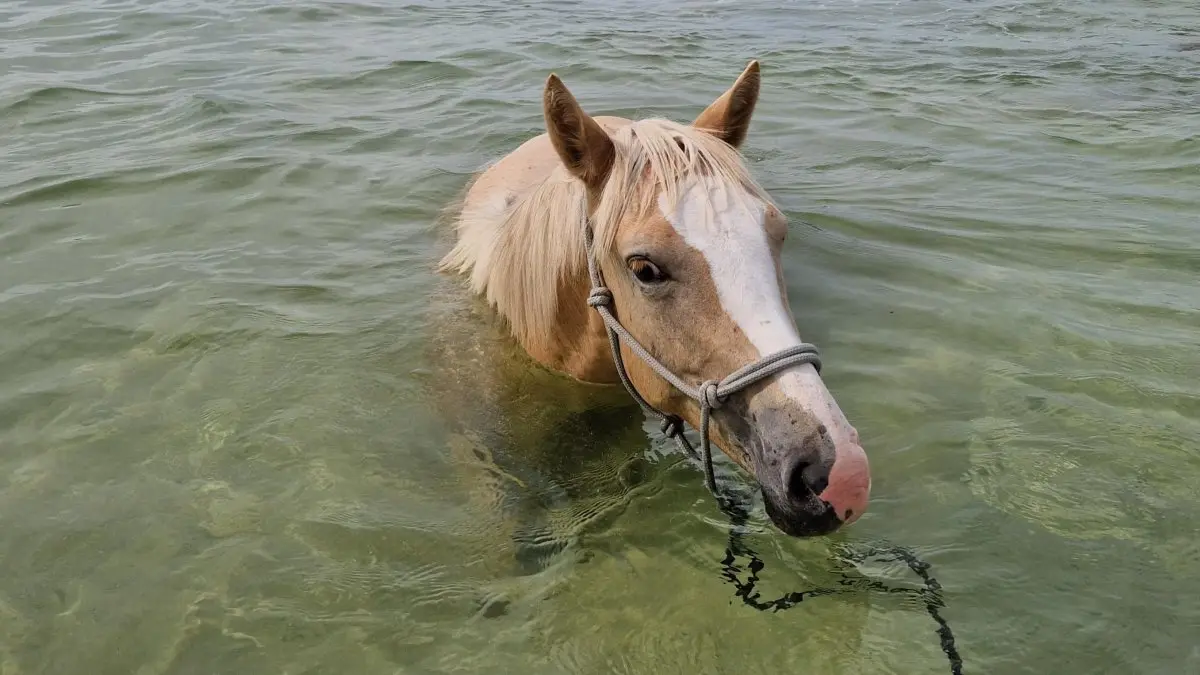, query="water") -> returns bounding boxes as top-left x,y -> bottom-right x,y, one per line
2,0 -> 1198,673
